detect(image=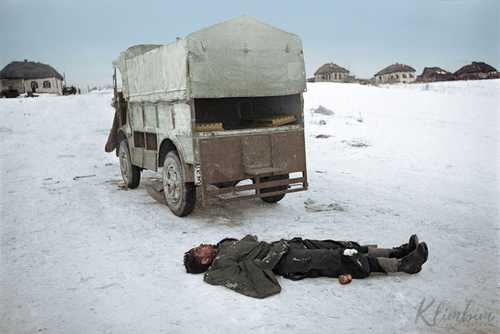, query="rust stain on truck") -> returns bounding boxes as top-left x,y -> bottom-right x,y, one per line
105,16 -> 308,216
